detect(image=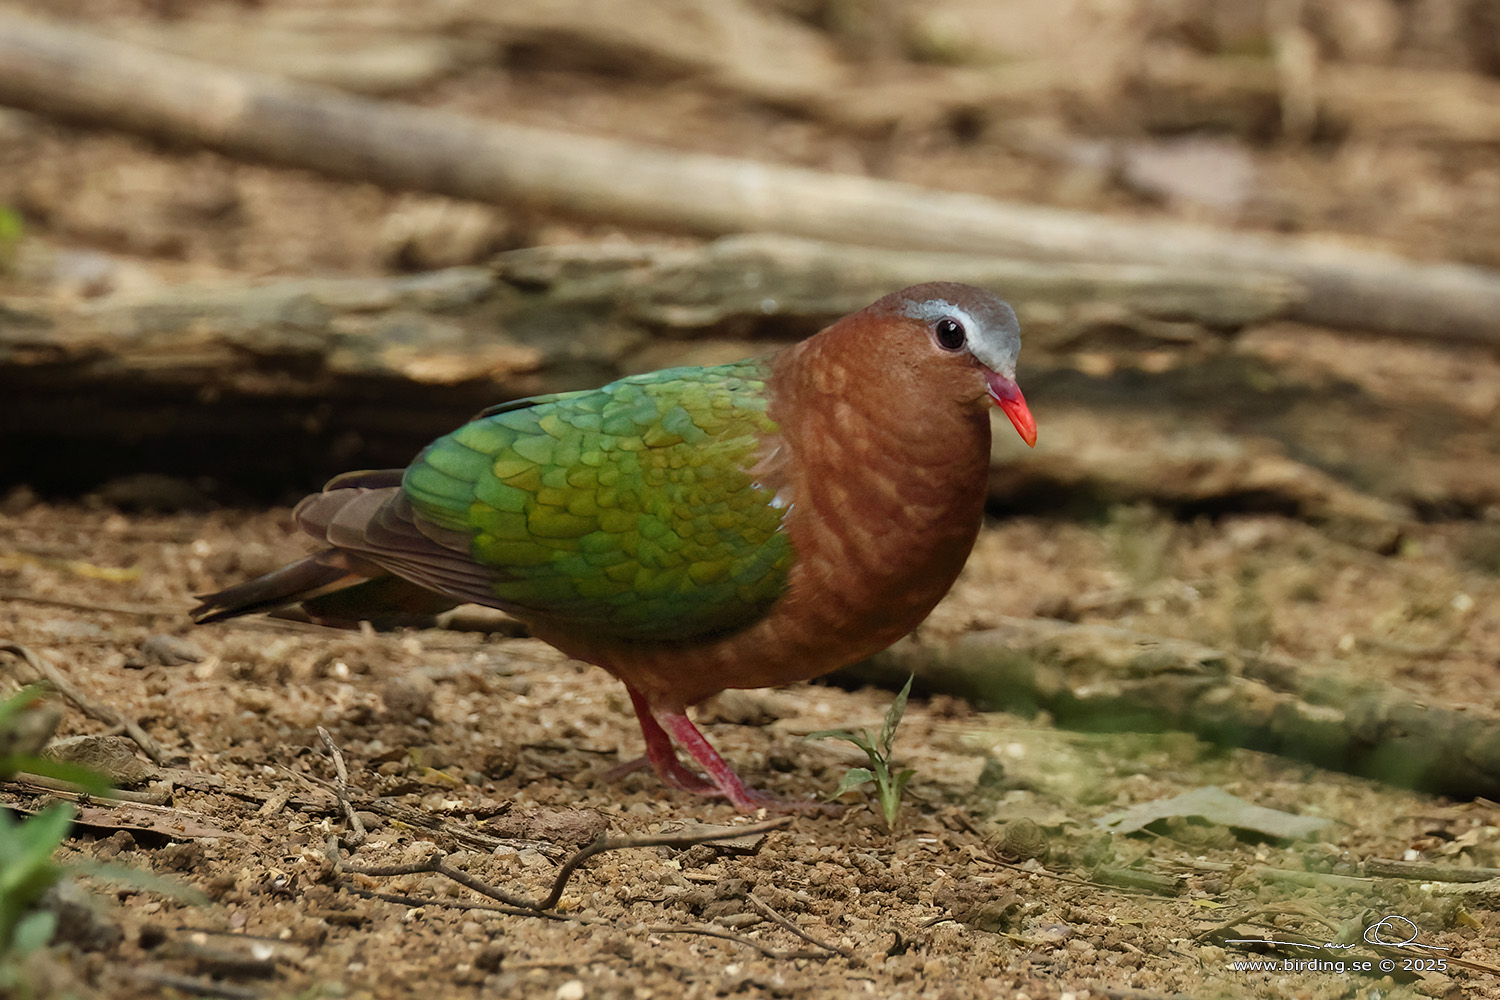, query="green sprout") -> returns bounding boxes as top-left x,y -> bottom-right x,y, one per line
808,675 -> 917,830
0,686 -> 203,995
0,686 -> 102,988
0,802 -> 73,977
0,206 -> 22,274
